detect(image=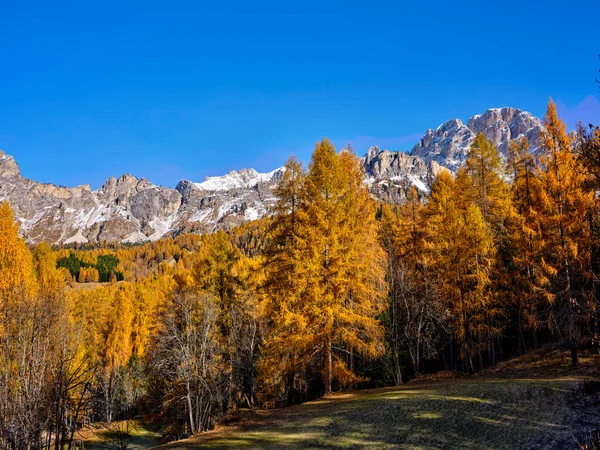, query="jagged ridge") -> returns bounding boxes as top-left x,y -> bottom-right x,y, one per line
0,107 -> 543,244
